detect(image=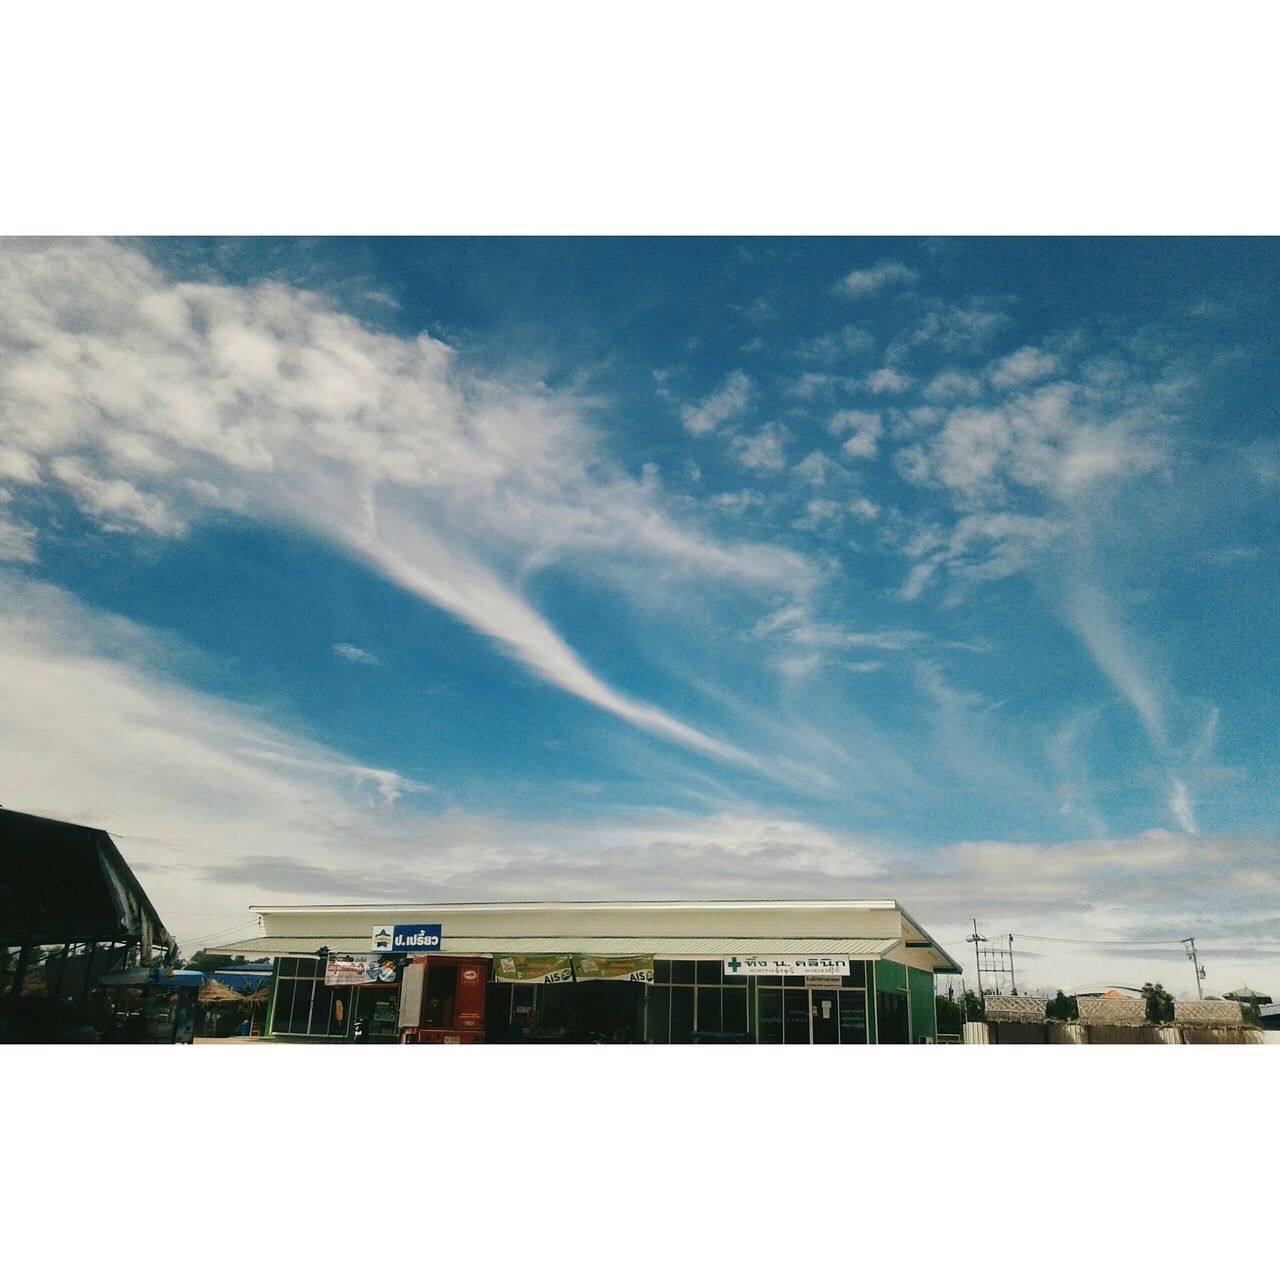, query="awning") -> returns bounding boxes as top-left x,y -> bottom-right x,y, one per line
0,807 -> 176,960
209,934 -> 903,959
